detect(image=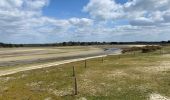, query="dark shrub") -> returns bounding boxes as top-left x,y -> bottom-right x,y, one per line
122,45 -> 162,53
